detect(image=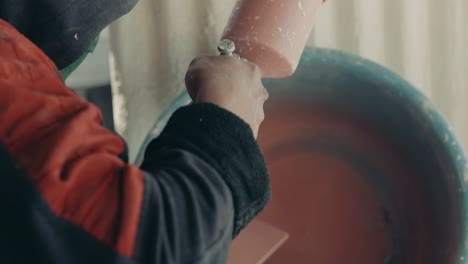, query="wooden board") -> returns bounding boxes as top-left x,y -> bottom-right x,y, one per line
227,220 -> 289,264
